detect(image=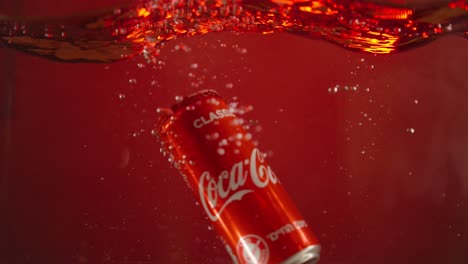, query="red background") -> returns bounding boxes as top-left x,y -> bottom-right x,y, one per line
1,0 -> 468,263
